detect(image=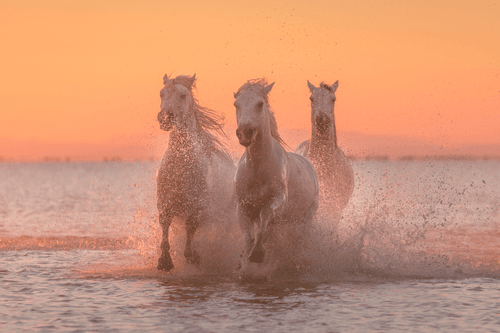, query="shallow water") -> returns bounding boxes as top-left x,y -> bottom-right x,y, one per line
0,160 -> 499,332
